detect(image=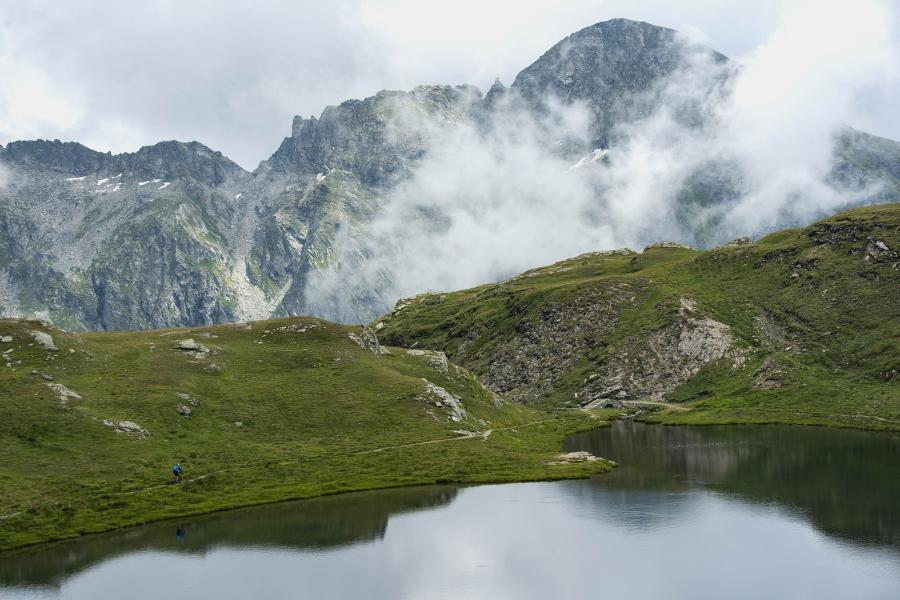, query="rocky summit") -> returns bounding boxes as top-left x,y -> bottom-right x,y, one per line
2,18 -> 899,331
